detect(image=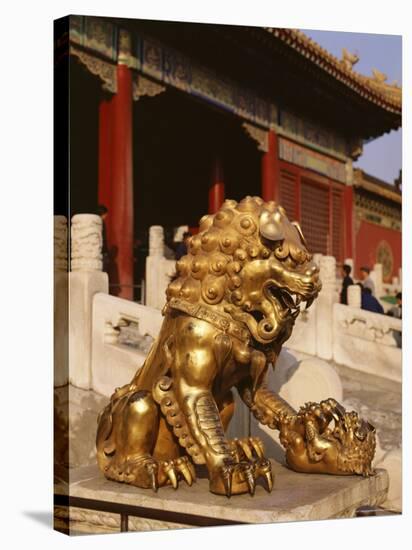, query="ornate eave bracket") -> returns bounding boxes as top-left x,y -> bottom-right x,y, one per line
242,122 -> 269,153
133,74 -> 166,101
70,45 -> 117,94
